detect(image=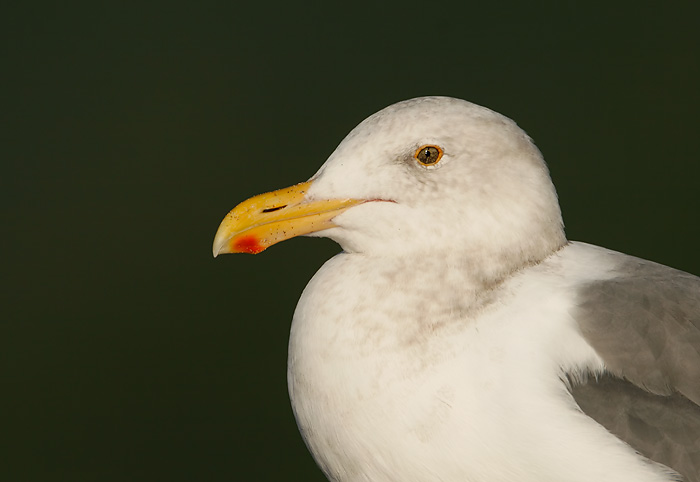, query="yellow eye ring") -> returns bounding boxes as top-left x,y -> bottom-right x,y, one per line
414,145 -> 444,166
